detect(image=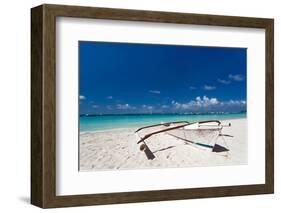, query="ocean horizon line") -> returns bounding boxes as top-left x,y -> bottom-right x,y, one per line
80,111 -> 246,117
